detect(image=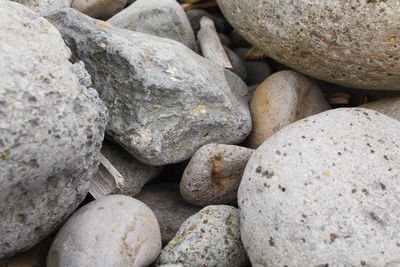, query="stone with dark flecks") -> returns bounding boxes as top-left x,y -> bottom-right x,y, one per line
360,97 -> 400,121
11,0 -> 72,15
